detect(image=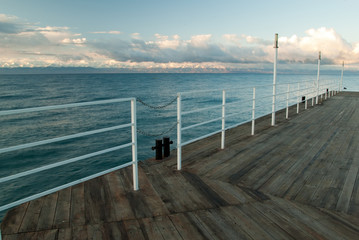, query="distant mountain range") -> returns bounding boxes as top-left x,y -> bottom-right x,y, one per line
0,67 -> 354,75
